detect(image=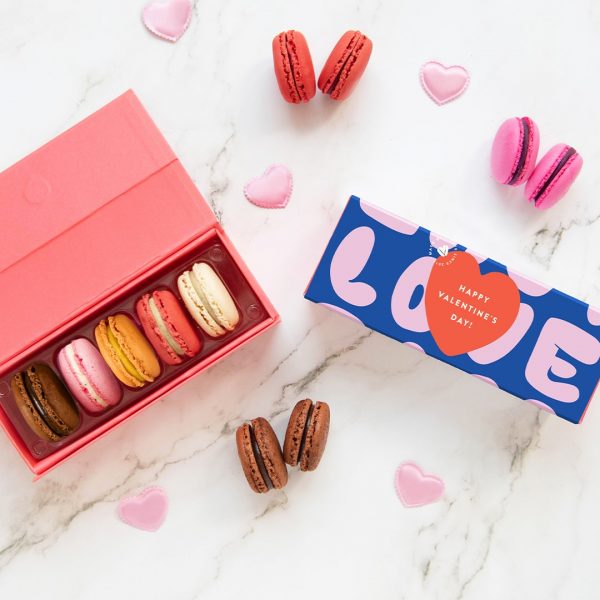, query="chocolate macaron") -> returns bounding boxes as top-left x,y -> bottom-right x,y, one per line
236,417 -> 288,493
11,363 -> 80,442
283,399 -> 330,471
